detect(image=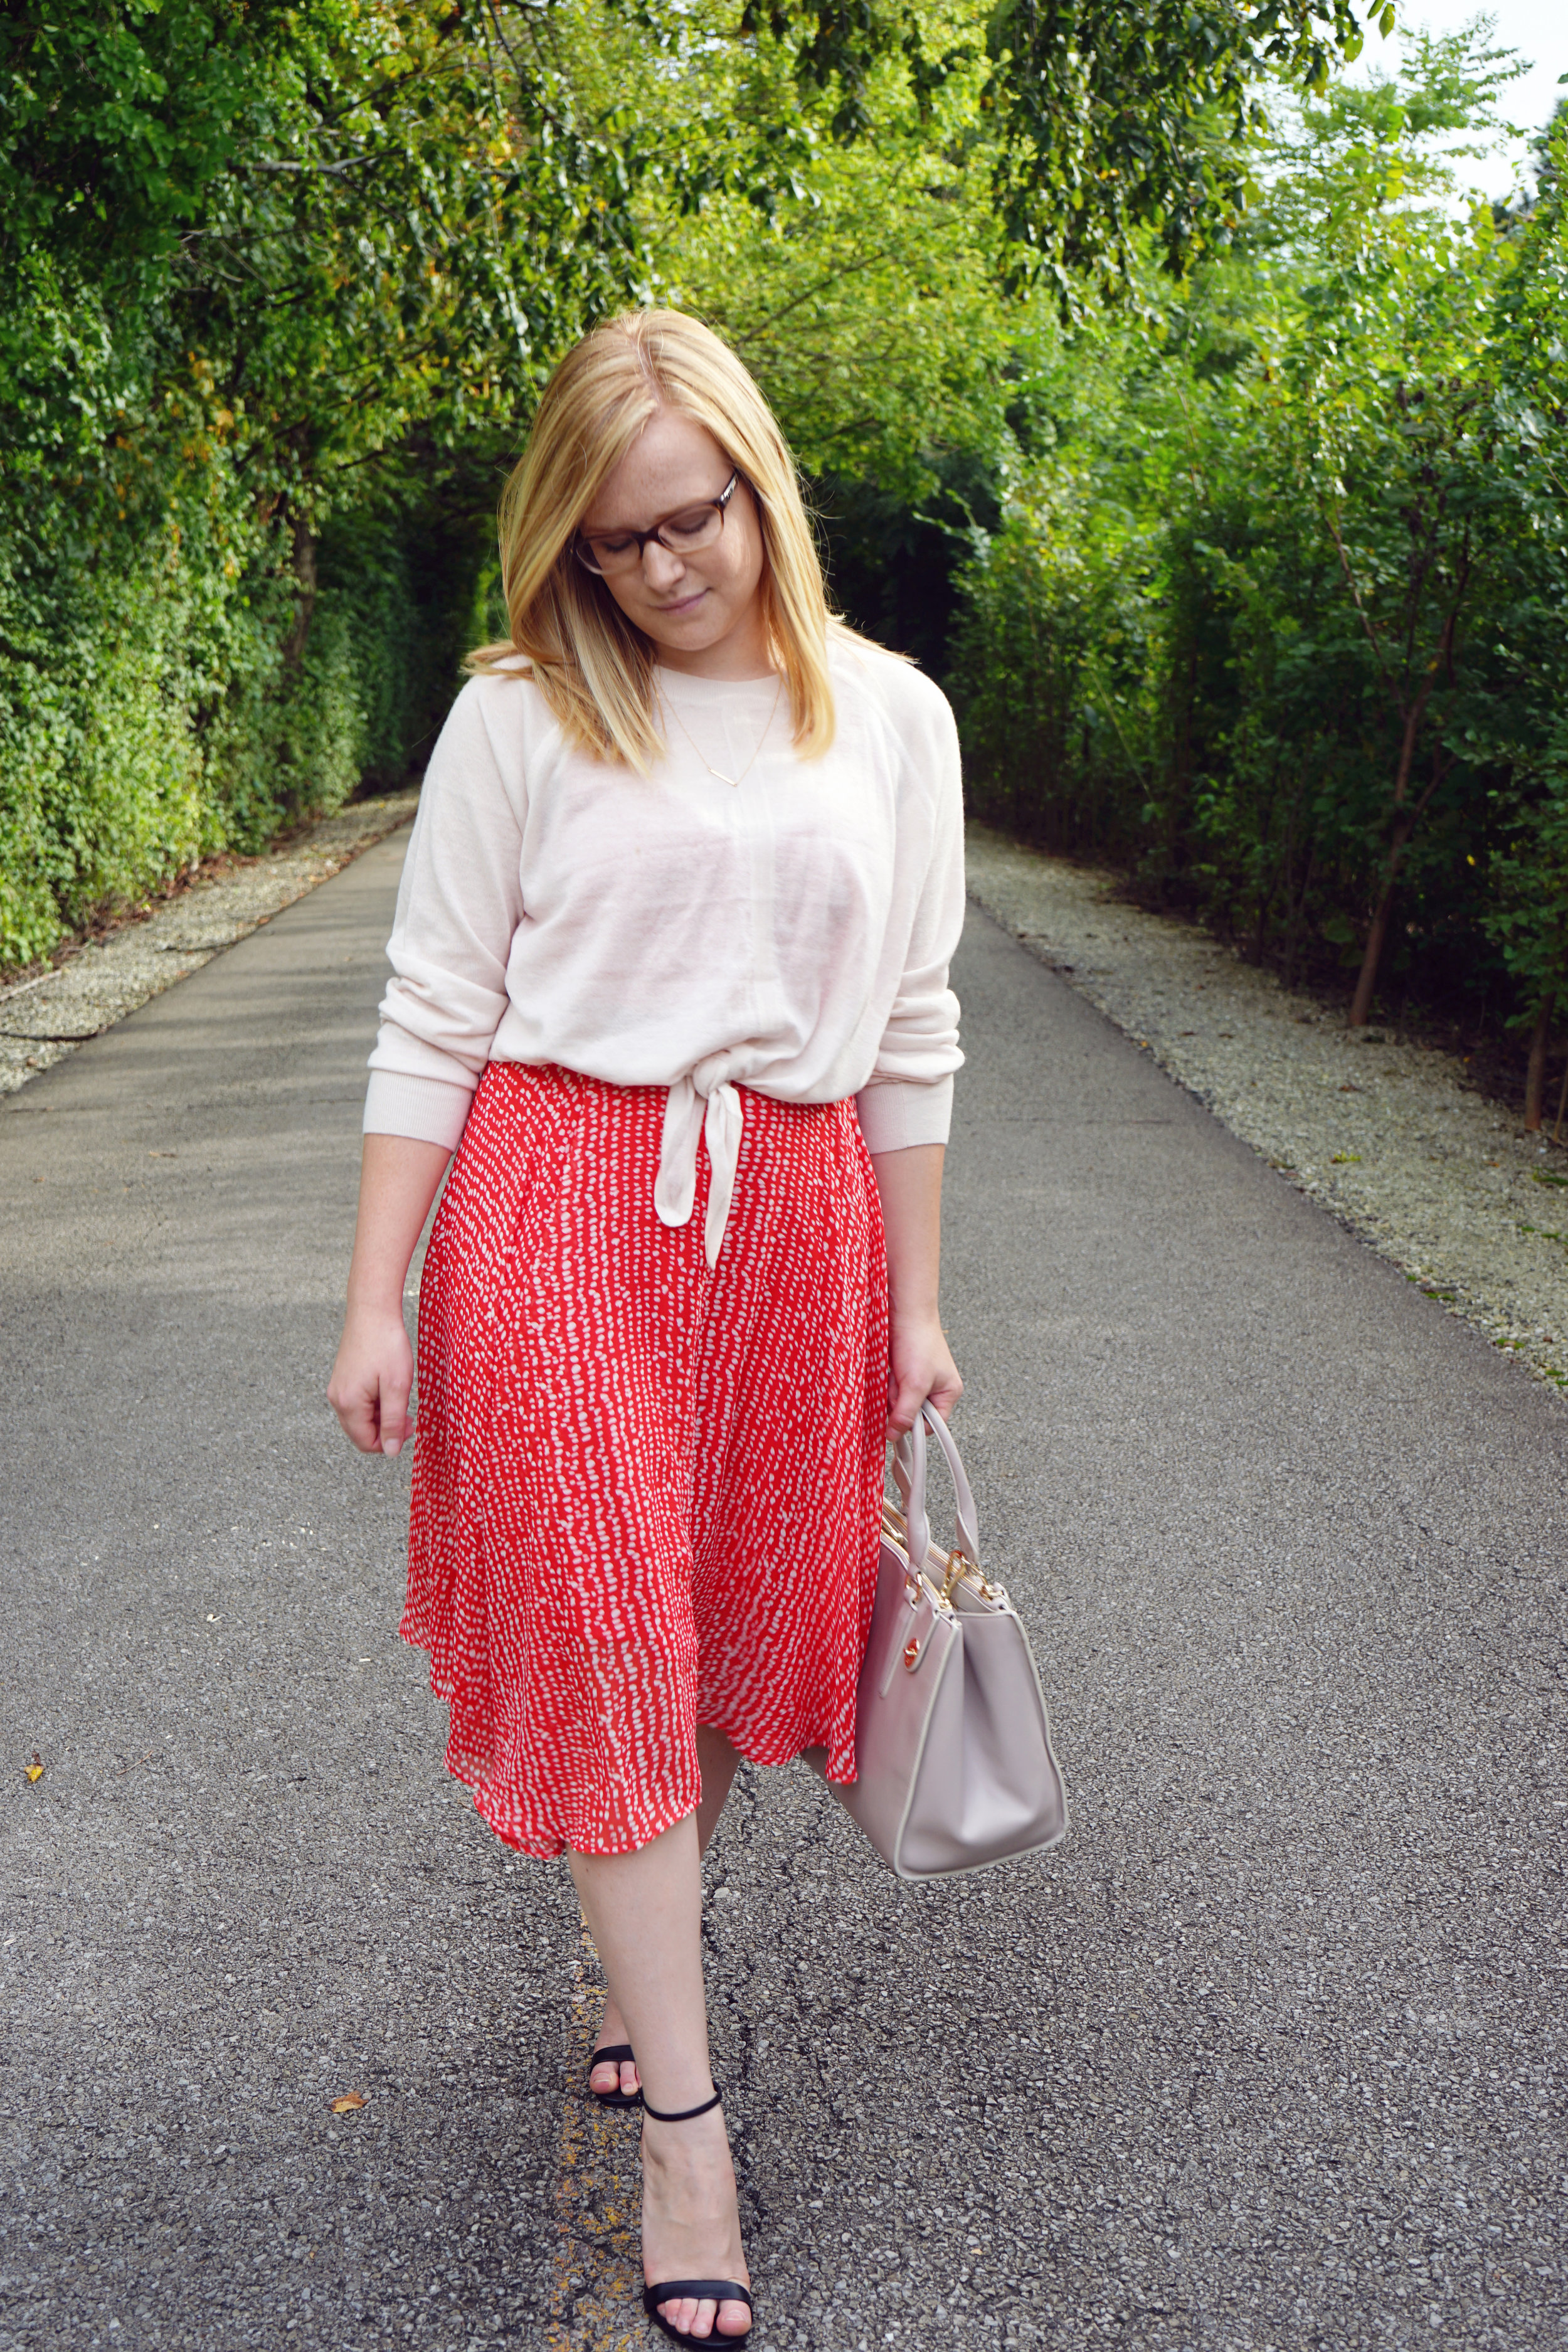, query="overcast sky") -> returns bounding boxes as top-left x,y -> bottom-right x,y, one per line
1347,3 -> 1566,194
